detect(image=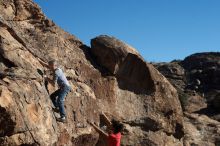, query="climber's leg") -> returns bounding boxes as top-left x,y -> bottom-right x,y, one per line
50,89 -> 61,108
